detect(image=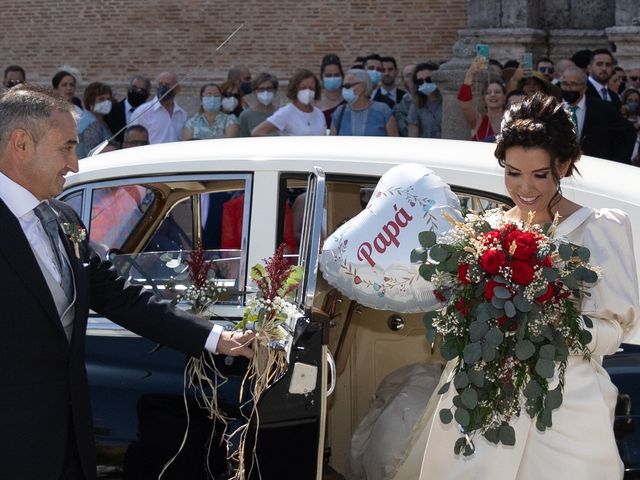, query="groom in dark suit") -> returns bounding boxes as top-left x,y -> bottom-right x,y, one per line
0,85 -> 254,480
